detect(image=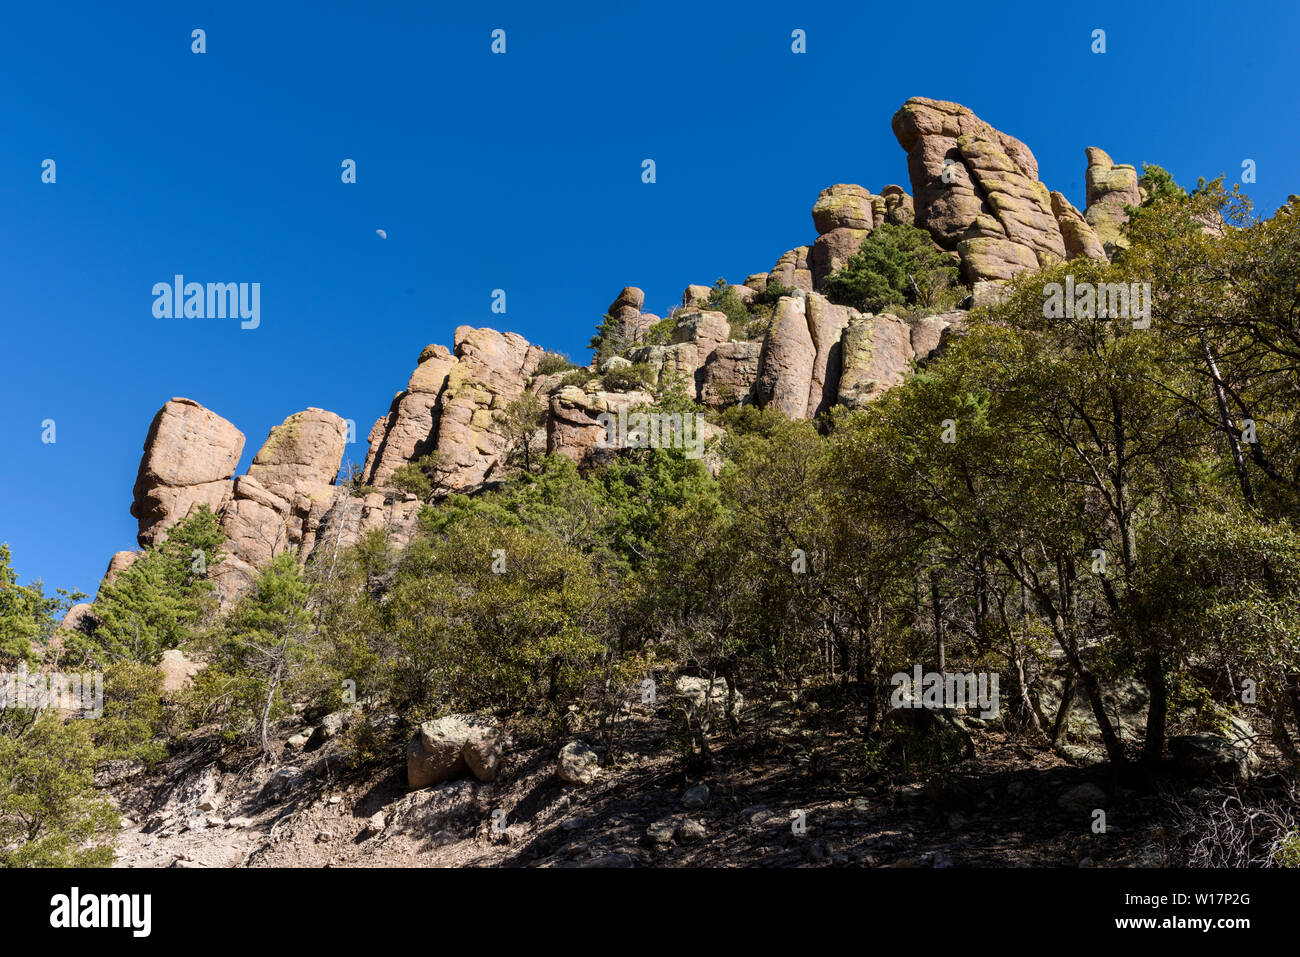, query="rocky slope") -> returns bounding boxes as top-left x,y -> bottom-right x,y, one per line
79,96 -> 1143,611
